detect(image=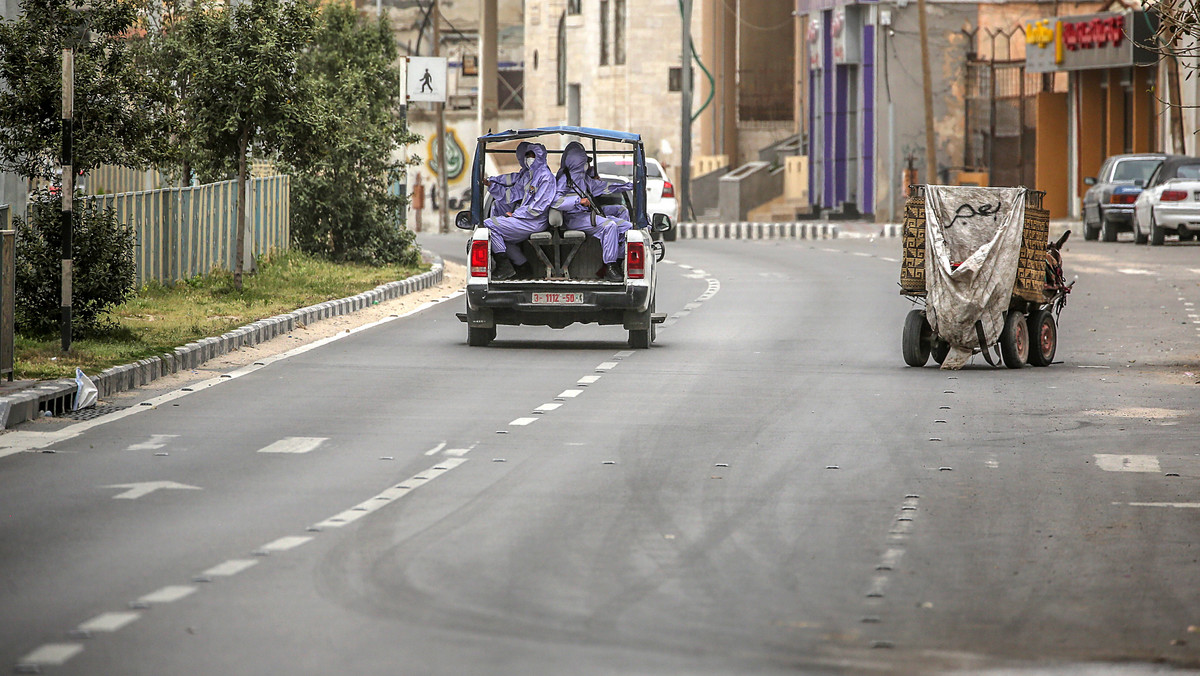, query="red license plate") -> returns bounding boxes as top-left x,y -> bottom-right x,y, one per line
531,292 -> 584,304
